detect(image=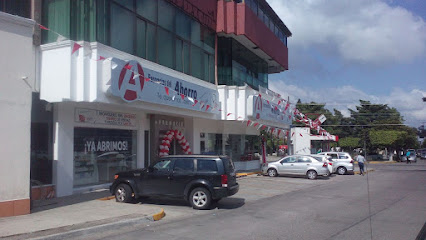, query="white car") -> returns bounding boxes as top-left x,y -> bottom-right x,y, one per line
262,155 -> 330,180
317,152 -> 354,175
